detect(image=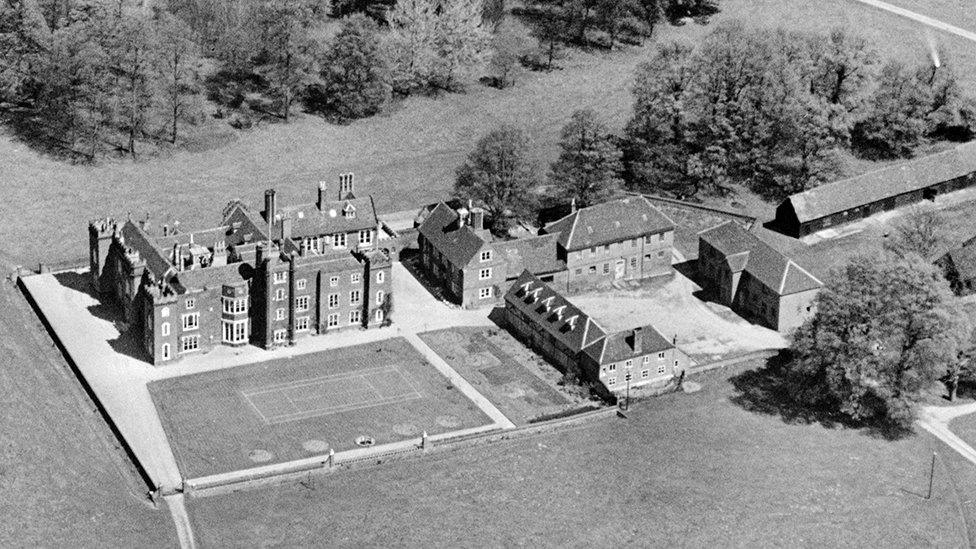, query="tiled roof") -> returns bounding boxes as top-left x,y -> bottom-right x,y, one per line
784,140 -> 976,223
417,202 -> 491,267
947,246 -> 976,280
496,234 -> 565,278
504,271 -> 606,354
543,196 -> 675,251
582,325 -> 674,365
279,196 -> 378,238
699,221 -> 822,296
119,221 -> 176,282
172,262 -> 248,292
